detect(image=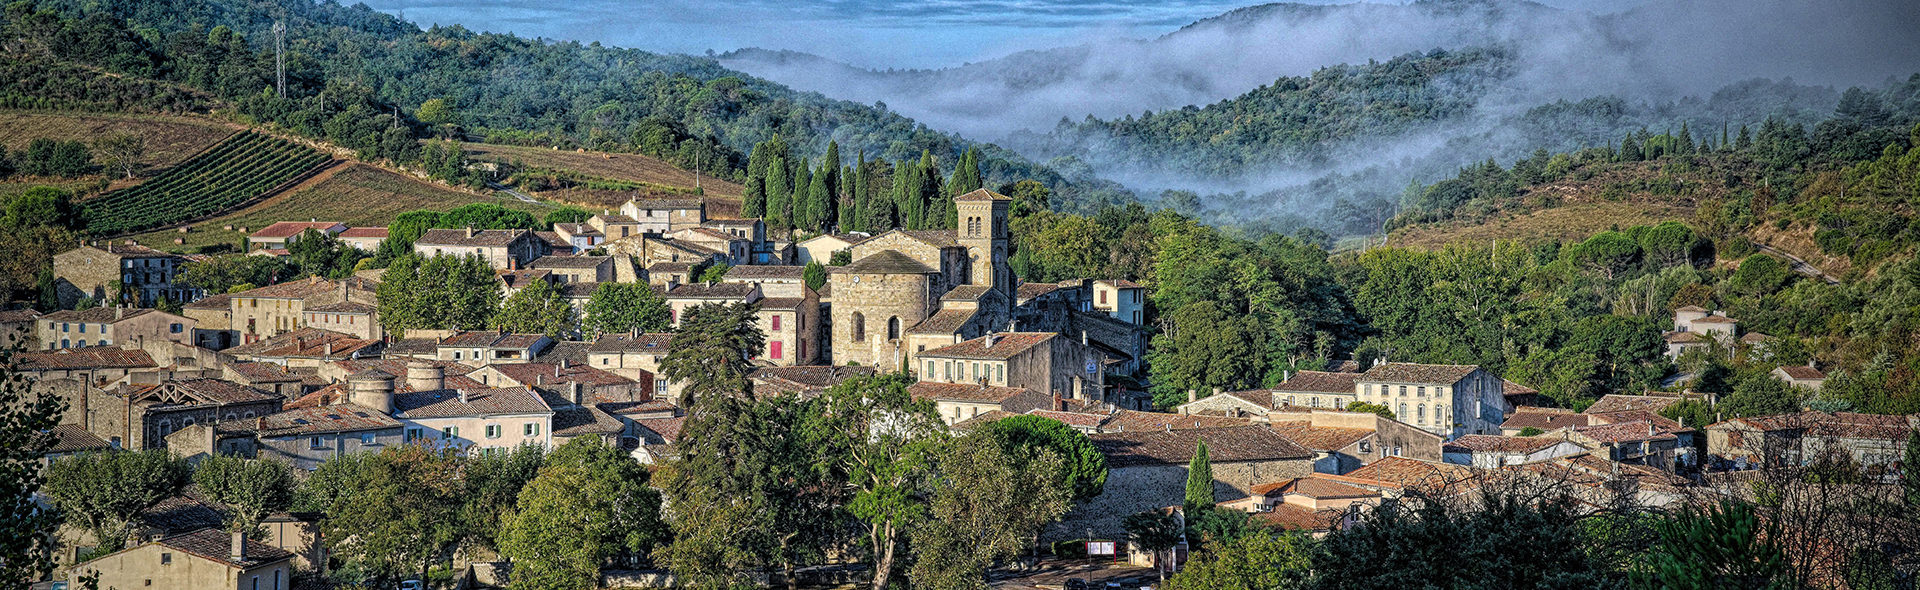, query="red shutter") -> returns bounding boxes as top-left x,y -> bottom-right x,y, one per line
771,341 -> 783,360
772,314 -> 781,331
